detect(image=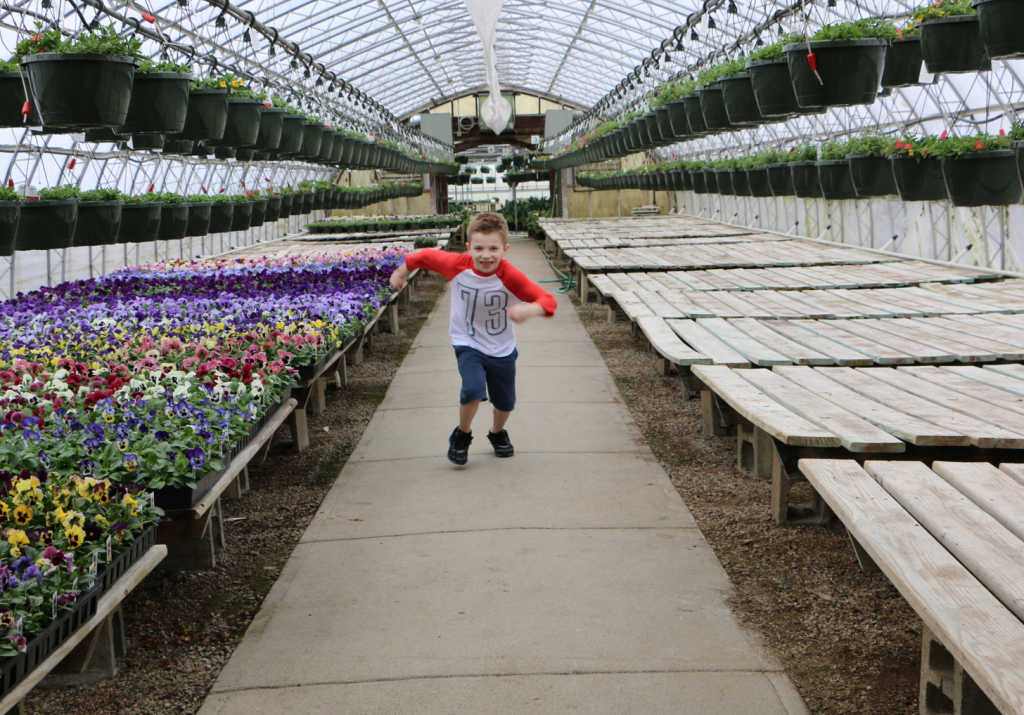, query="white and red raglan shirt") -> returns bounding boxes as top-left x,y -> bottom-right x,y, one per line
403,248 -> 557,357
